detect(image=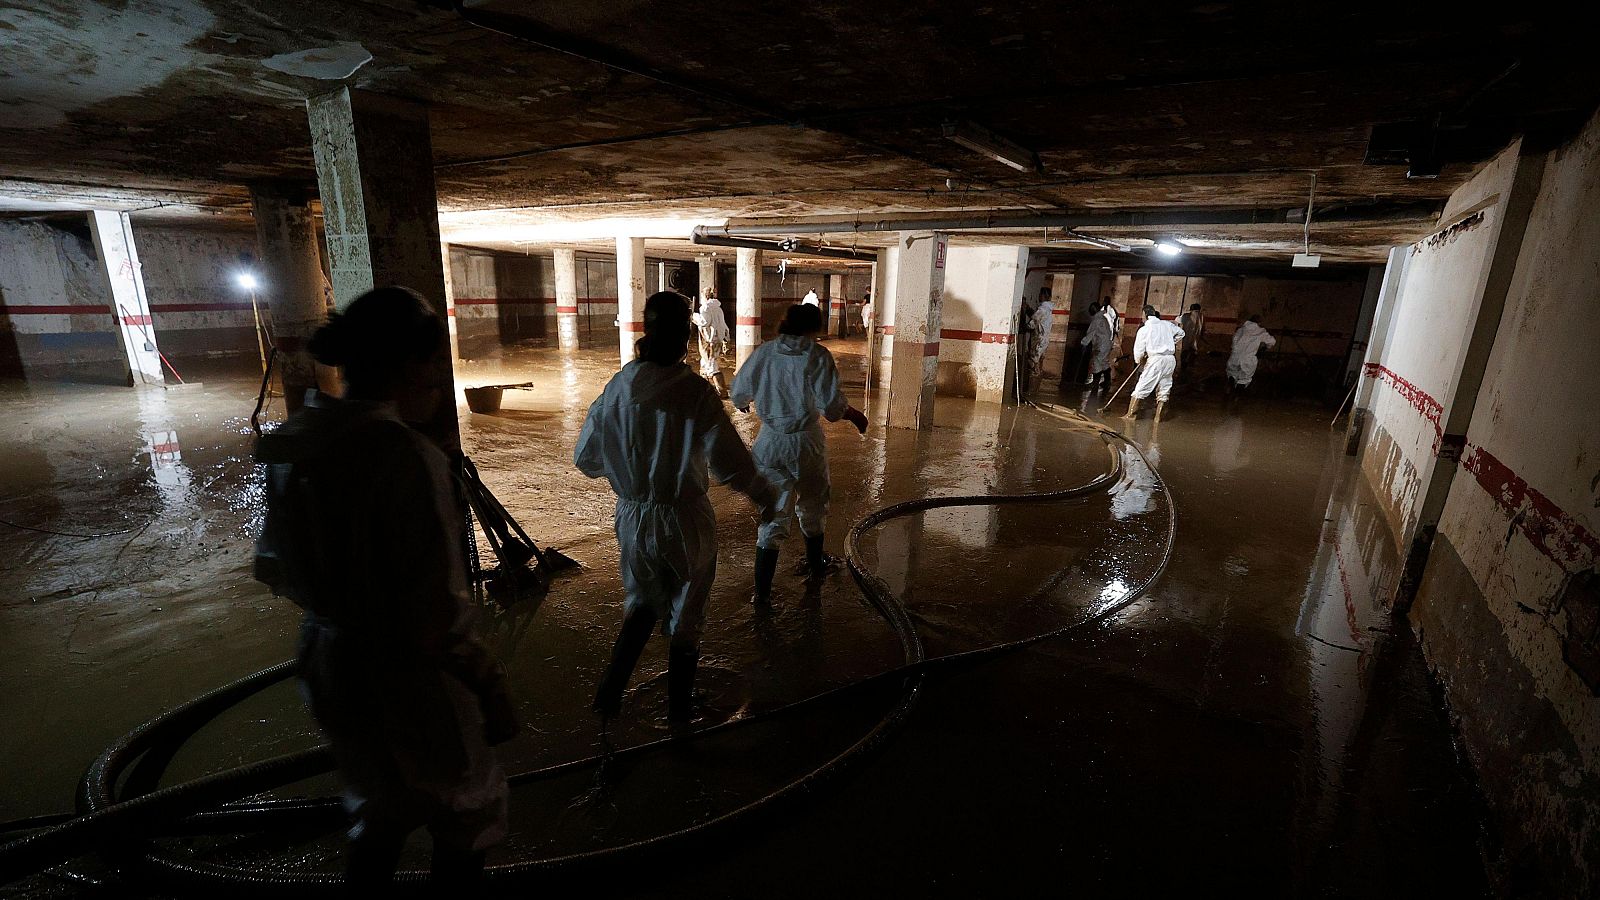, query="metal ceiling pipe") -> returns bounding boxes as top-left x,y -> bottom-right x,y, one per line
690,232 -> 878,262
695,201 -> 1442,239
